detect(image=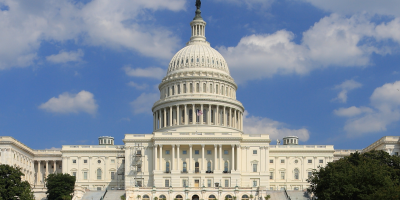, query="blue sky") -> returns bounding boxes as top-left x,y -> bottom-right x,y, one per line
1,0 -> 400,150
